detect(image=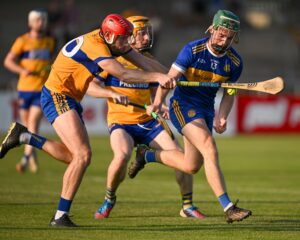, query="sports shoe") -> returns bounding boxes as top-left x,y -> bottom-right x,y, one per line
128,145 -> 149,179
94,198 -> 116,219
180,206 -> 206,219
225,200 -> 252,223
0,122 -> 28,159
49,214 -> 77,227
